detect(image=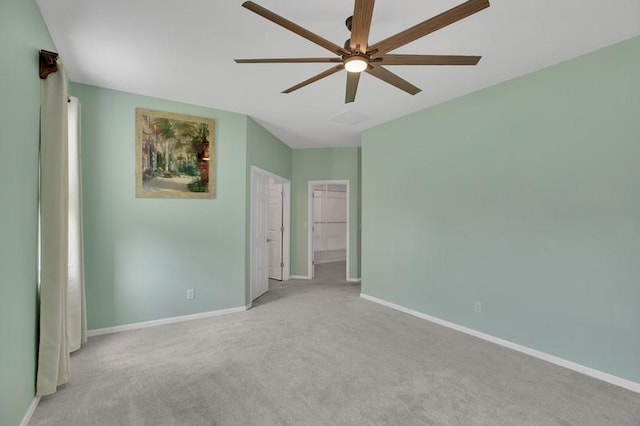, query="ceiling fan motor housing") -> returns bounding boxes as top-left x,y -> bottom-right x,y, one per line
345,15 -> 353,31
